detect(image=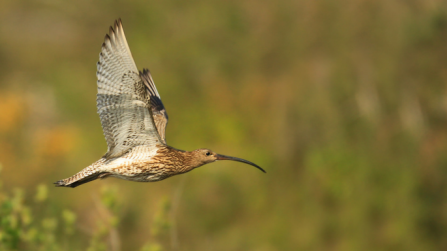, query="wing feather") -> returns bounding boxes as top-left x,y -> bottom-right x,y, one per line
140,69 -> 169,144
96,19 -> 162,158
